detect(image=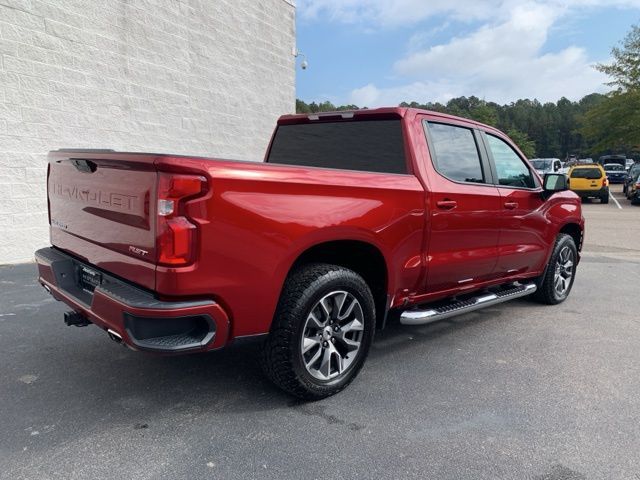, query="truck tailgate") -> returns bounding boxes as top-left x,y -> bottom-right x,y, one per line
47,151 -> 158,290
